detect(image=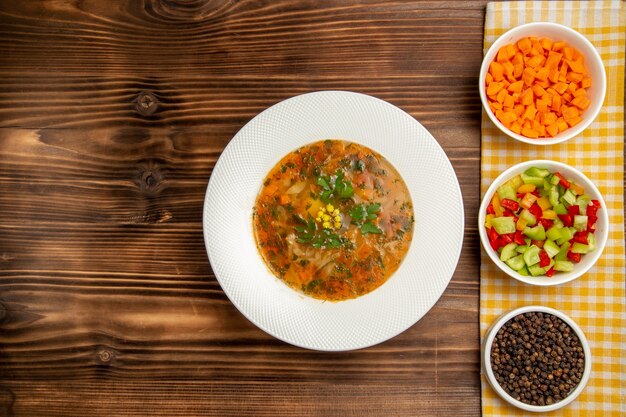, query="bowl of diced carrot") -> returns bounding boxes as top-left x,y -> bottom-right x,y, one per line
478,160 -> 608,286
479,22 -> 606,145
